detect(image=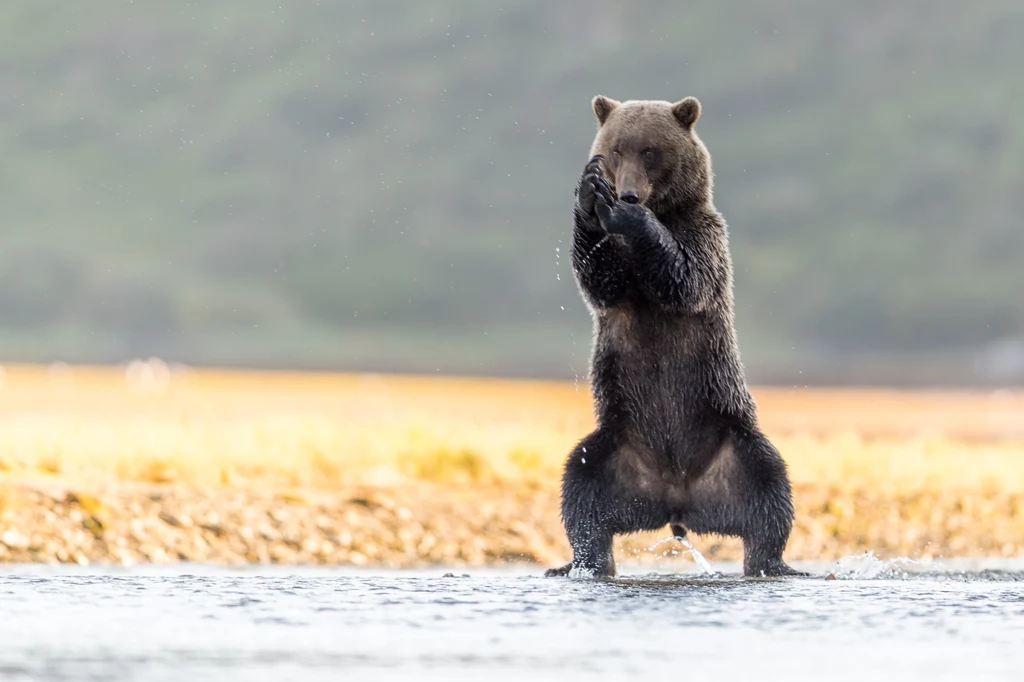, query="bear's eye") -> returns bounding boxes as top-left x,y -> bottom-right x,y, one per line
642,148 -> 657,162
611,149 -> 621,159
